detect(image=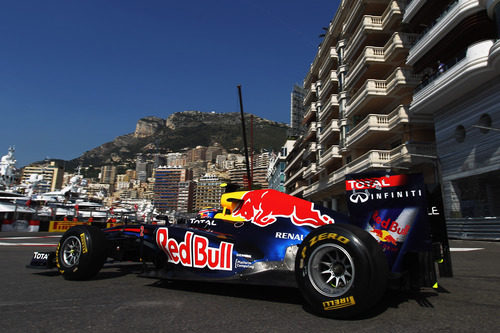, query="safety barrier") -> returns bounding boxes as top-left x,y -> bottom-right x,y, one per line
1,220 -> 124,233
447,217 -> 500,241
